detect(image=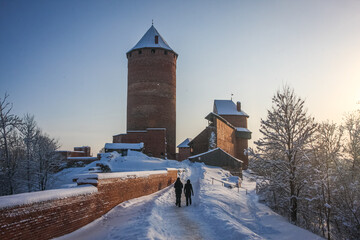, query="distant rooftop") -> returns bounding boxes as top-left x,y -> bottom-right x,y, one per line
177,138 -> 192,148
105,143 -> 144,150
128,25 -> 176,54
213,100 -> 249,117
